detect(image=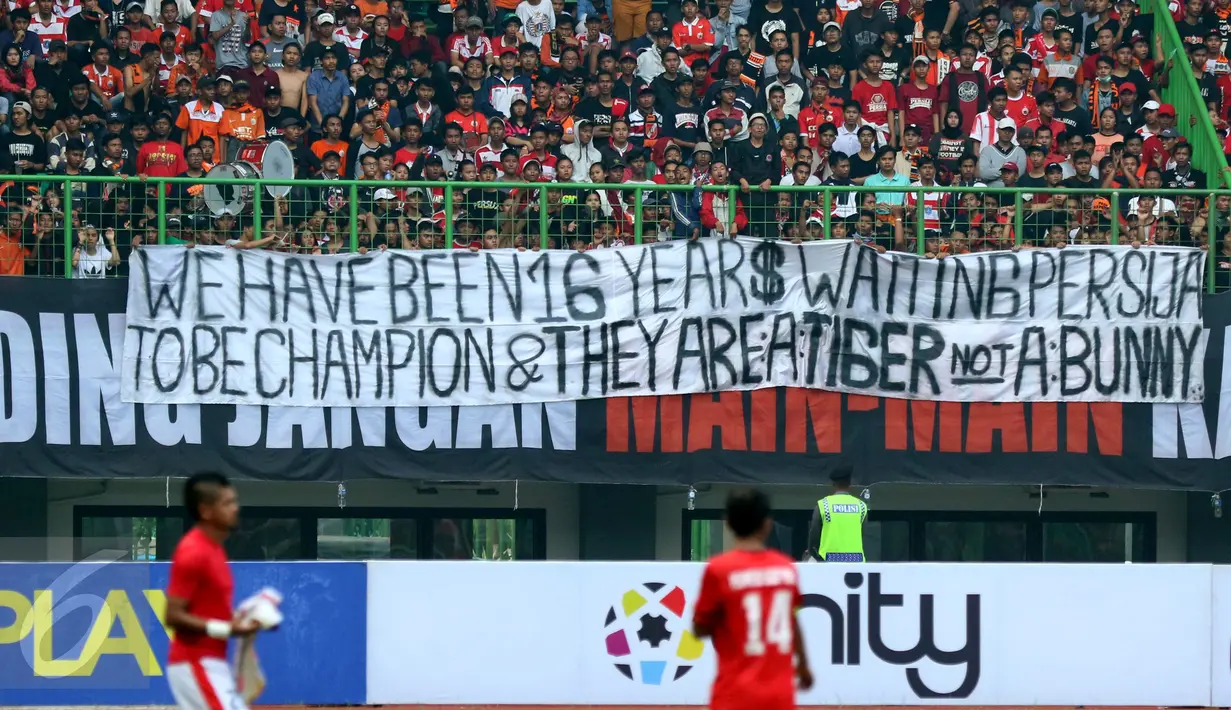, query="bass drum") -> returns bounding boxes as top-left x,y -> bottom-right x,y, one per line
203,162 -> 257,216
237,141 -> 296,198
